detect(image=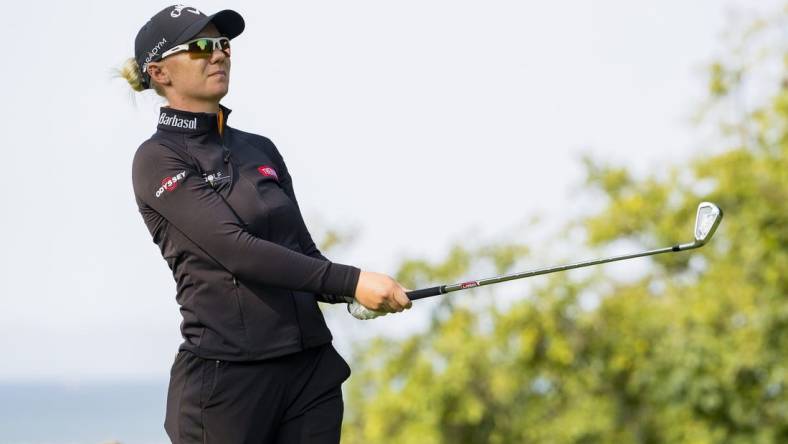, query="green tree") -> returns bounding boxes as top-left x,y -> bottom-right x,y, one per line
342,6 -> 788,444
